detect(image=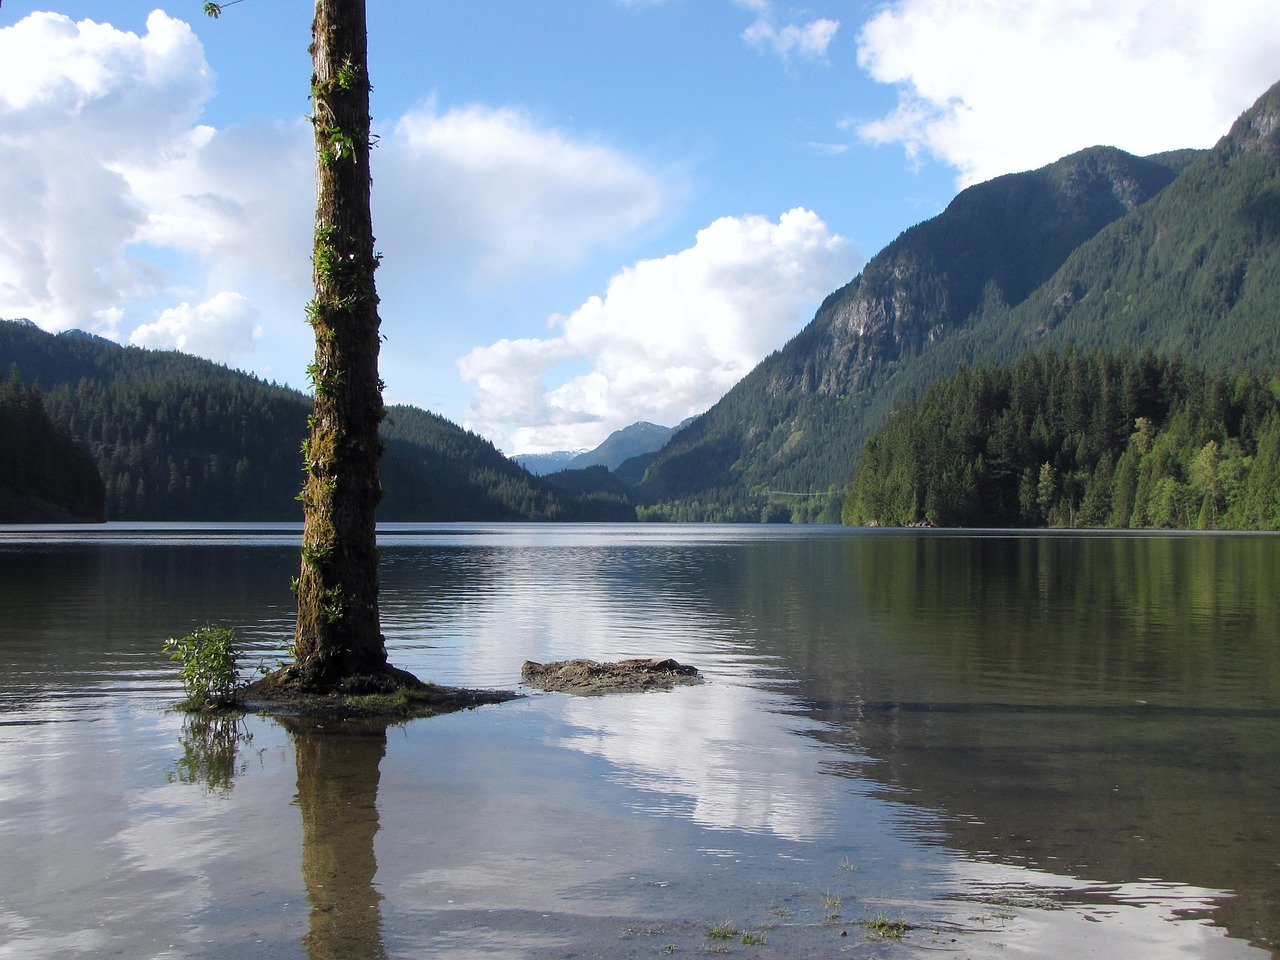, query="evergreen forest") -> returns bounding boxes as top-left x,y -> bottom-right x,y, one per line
0,320 -> 618,522
0,367 -> 105,522
844,350 -> 1280,529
